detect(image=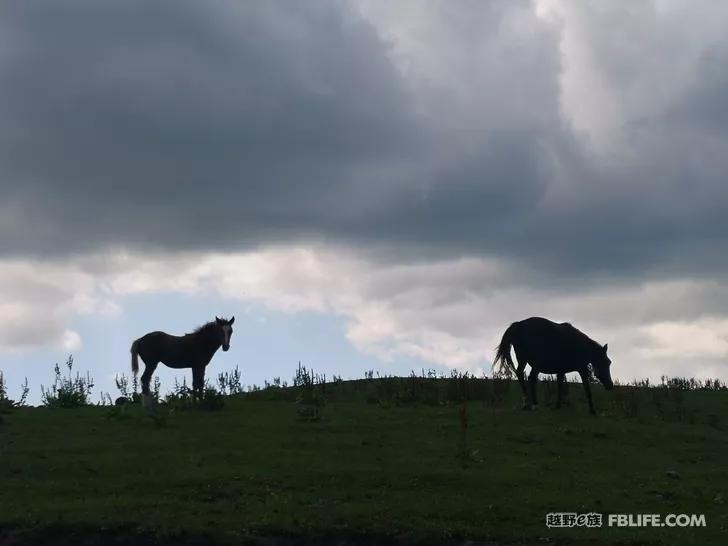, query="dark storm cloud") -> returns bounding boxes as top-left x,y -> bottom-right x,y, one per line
2,0 -> 728,283
0,0 -> 422,252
